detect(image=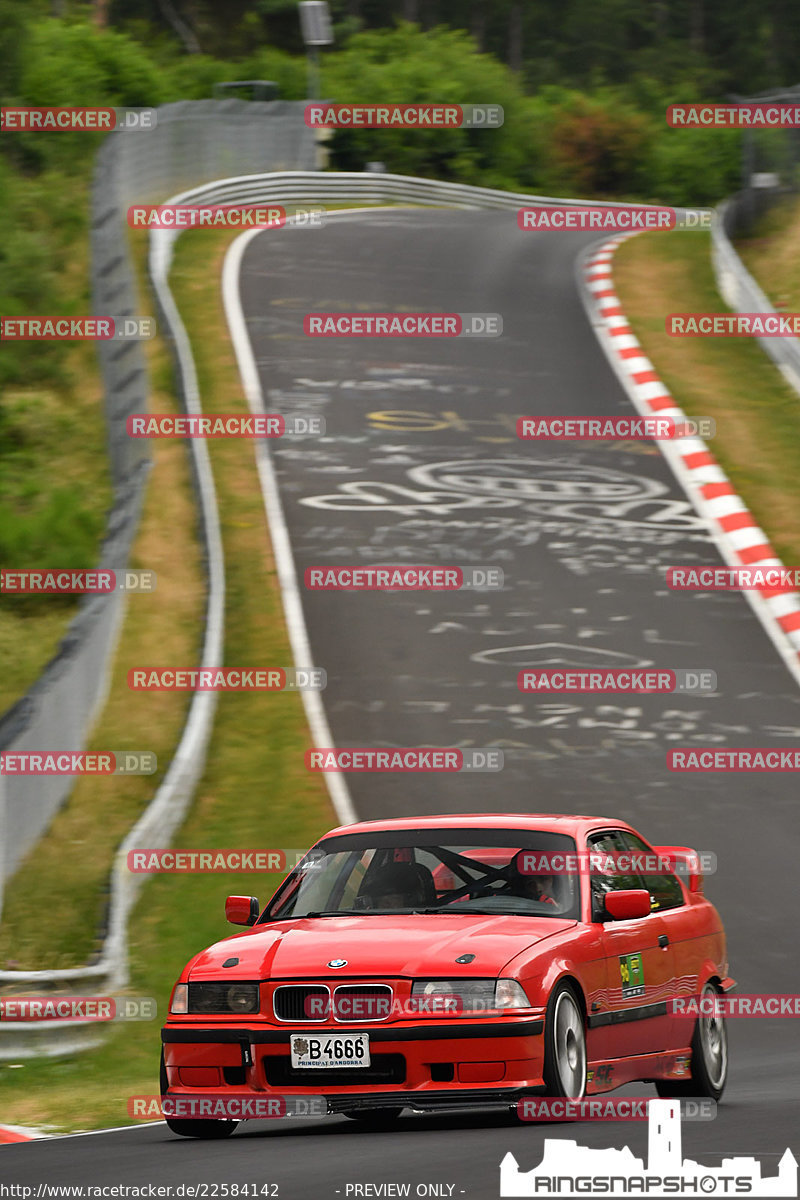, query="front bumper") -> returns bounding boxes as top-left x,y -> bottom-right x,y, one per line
161,1018 -> 546,1110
